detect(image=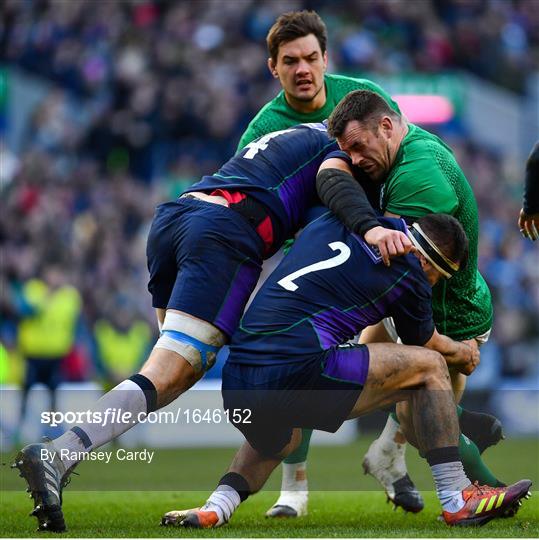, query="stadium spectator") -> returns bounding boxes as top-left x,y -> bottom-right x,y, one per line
93,300 -> 152,389
17,265 -> 81,422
